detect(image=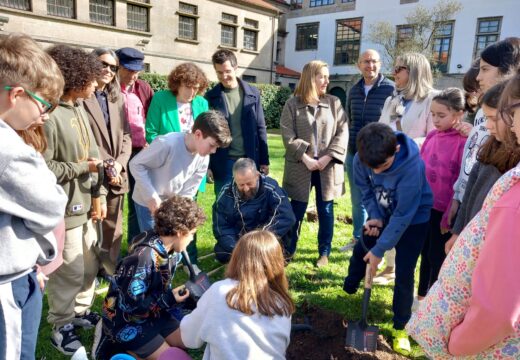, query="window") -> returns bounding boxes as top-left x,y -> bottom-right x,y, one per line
396,25 -> 414,49
0,0 -> 30,11
290,0 -> 303,9
221,13 -> 237,47
334,18 -> 362,65
242,75 -> 257,83
127,4 -> 148,31
341,0 -> 355,2
474,17 -> 501,59
90,0 -> 114,26
432,21 -> 454,73
47,0 -> 74,18
178,3 -> 198,41
296,22 -> 319,51
310,0 -> 334,6
243,18 -> 258,51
